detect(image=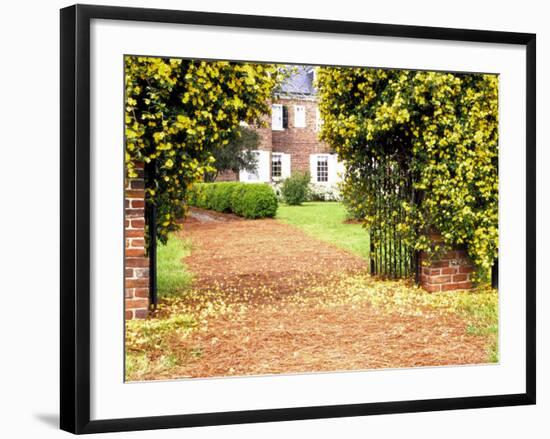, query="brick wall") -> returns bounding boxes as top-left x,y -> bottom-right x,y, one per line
419,247 -> 475,292
215,169 -> 239,182
254,113 -> 273,152
272,98 -> 331,174
125,163 -> 150,319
